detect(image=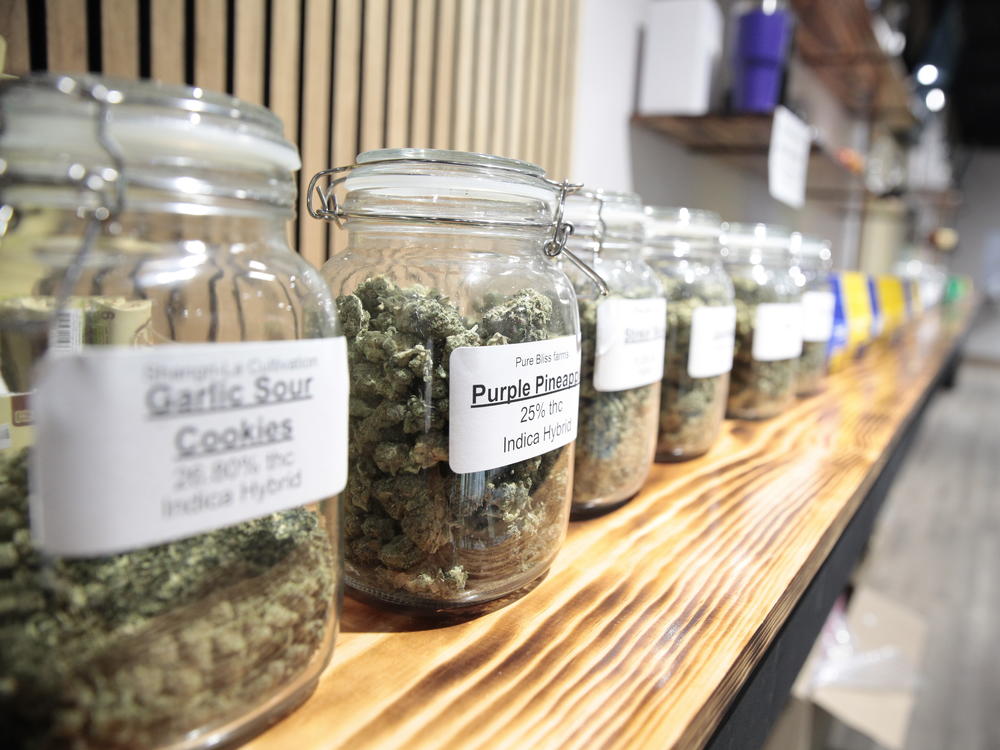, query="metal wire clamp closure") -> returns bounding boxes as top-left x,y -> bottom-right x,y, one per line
0,75 -> 126,309
306,160 -> 609,296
